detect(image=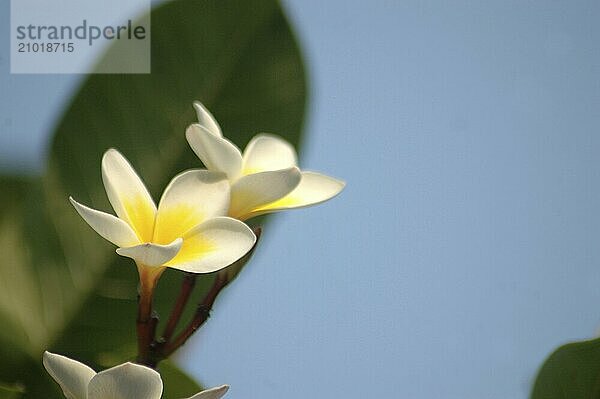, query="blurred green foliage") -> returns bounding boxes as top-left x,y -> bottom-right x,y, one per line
0,0 -> 306,397
0,382 -> 25,399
